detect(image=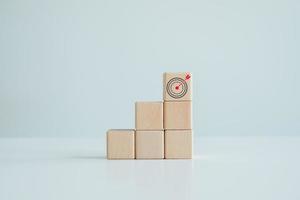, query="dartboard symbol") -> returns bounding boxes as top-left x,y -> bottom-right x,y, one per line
166,77 -> 188,99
